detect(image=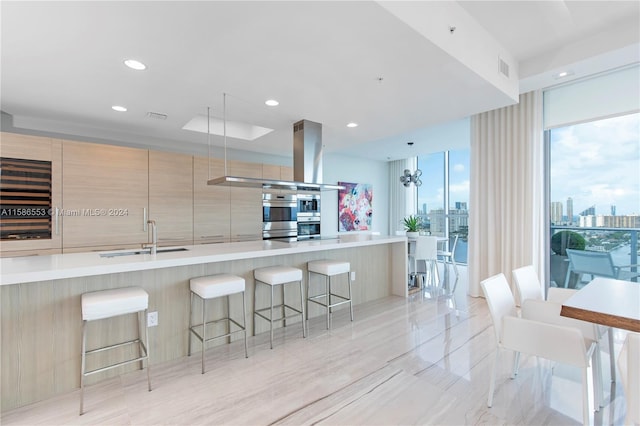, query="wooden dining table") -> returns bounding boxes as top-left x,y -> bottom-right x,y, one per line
560,276 -> 640,332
